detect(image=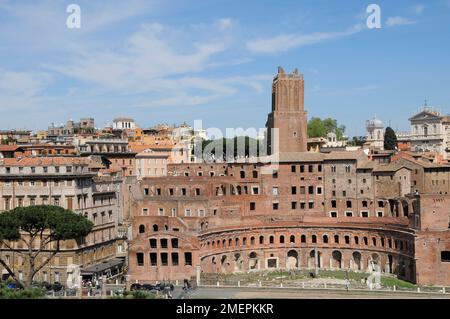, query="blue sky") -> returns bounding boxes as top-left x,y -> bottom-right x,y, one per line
0,0 -> 449,137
